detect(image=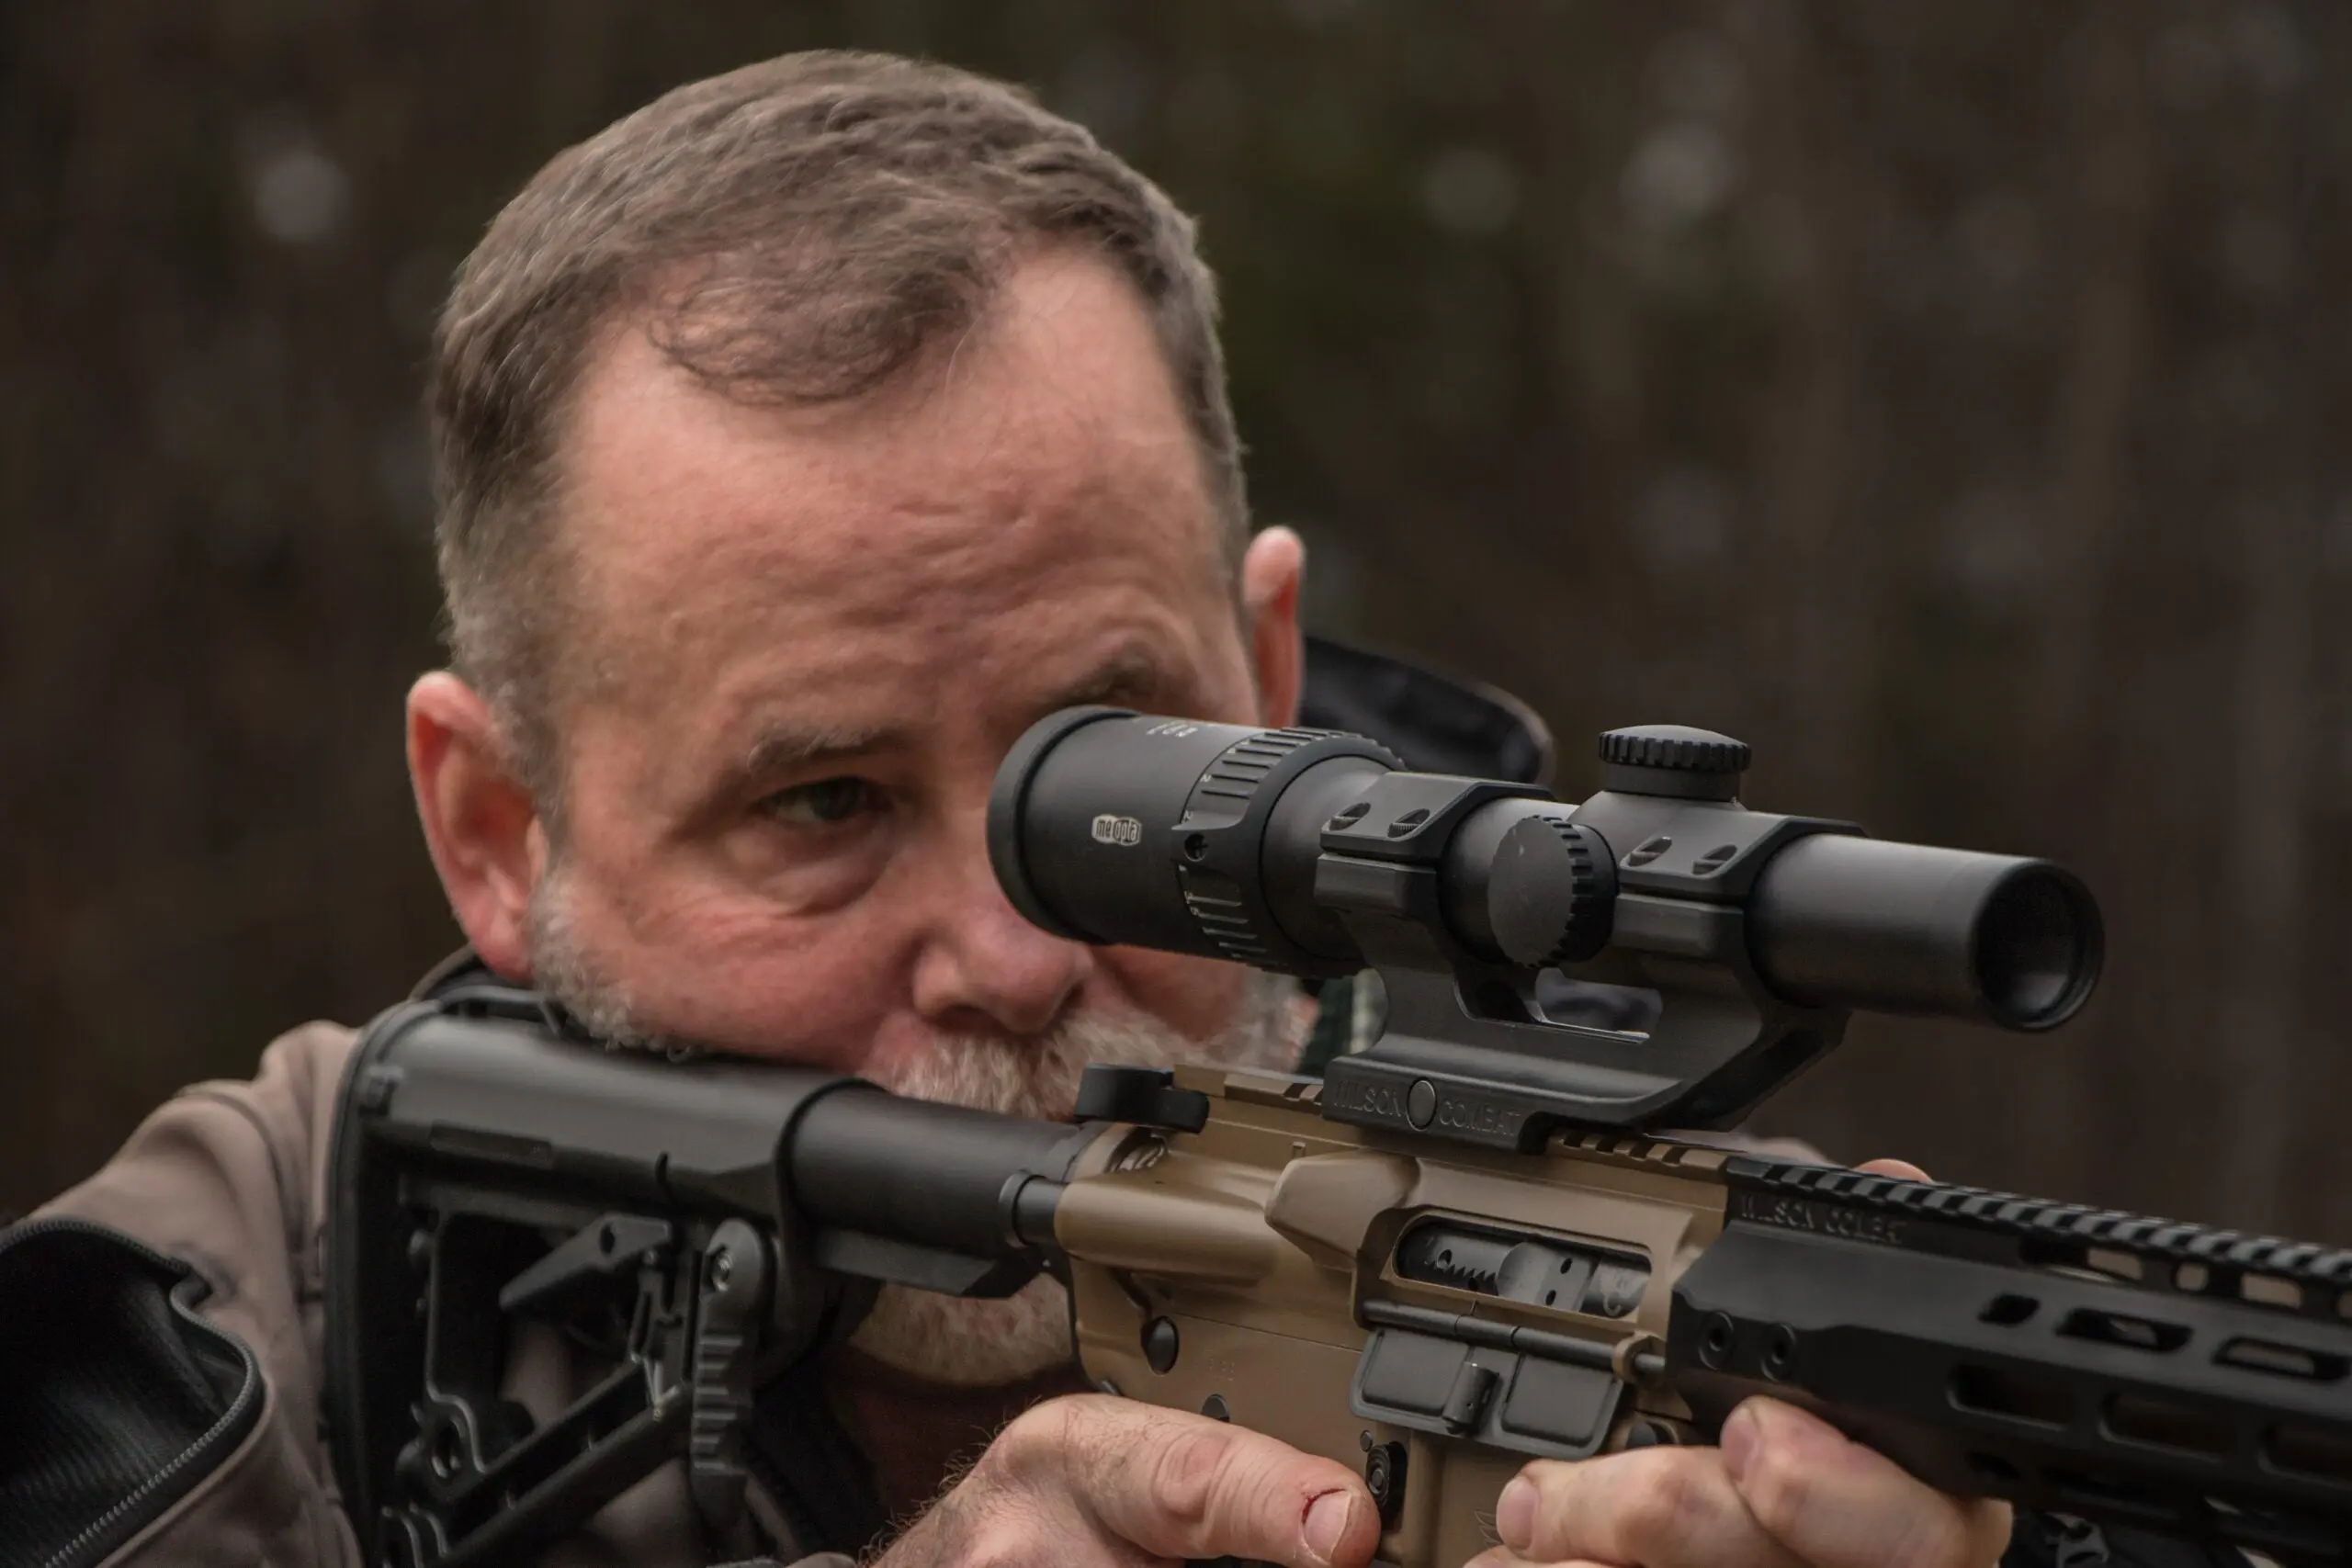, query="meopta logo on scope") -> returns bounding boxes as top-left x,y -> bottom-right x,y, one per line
1090,814 -> 1144,847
